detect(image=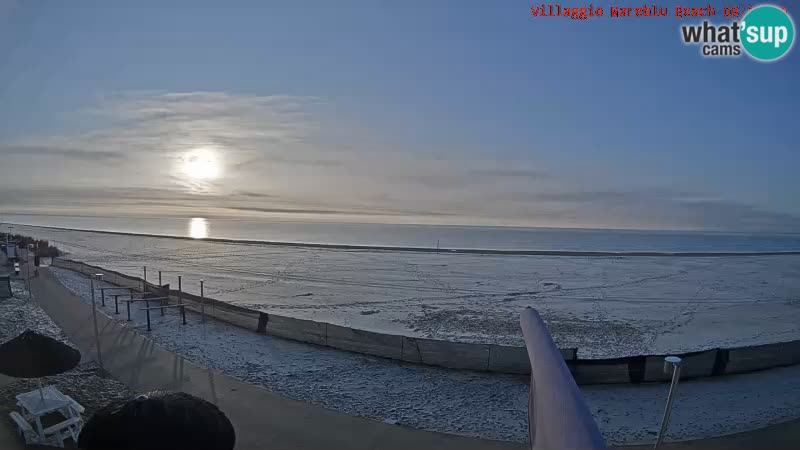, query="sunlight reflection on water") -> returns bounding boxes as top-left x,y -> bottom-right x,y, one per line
188,218 -> 209,239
